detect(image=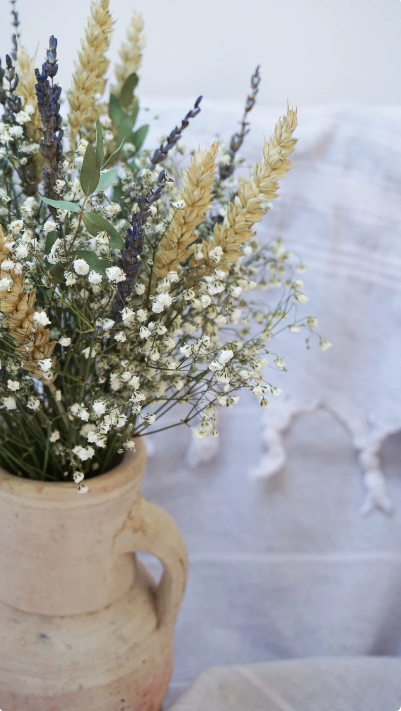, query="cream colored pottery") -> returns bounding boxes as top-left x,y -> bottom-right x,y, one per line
0,438 -> 188,711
